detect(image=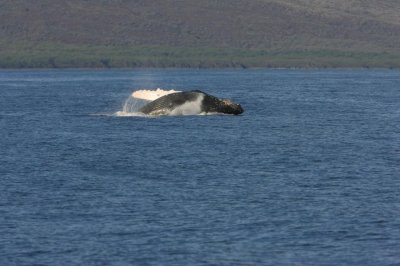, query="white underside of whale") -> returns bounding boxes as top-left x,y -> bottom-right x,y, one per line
131,88 -> 181,101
